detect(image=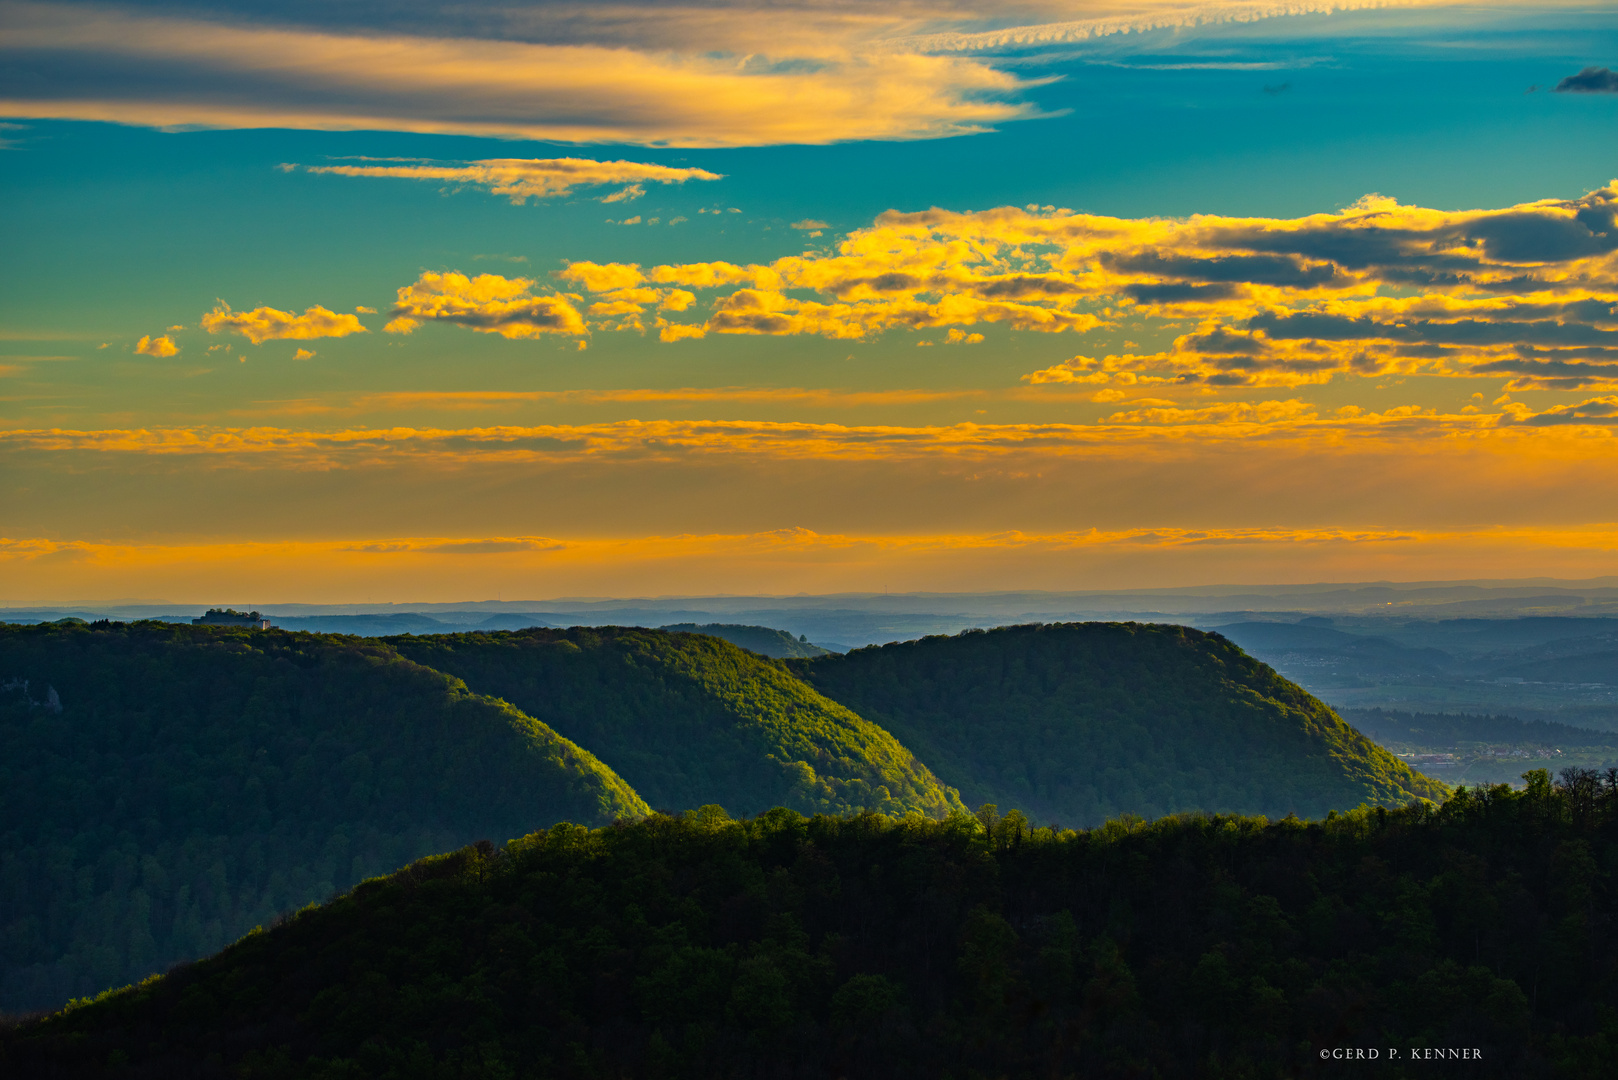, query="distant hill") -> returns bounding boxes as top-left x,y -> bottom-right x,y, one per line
12,779 -> 1615,1077
265,612 -> 456,635
472,613 -> 555,632
659,623 -> 831,658
1212,620 -> 1455,678
213,612 -> 556,636
1344,707 -> 1618,748
1498,649 -> 1618,685
390,628 -> 961,819
0,622 -> 646,1014
791,623 -> 1445,825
